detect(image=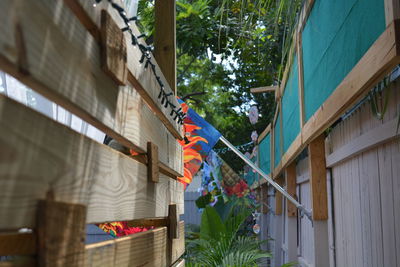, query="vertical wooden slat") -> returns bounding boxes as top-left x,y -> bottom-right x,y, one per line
275,176 -> 284,215
308,134 -> 329,267
147,142 -> 159,183
100,10 -> 127,85
168,204 -> 179,239
296,30 -> 305,127
261,184 -> 269,214
37,199 -> 86,267
286,162 -> 297,217
154,0 -> 176,95
308,134 -> 328,220
384,0 -> 400,26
